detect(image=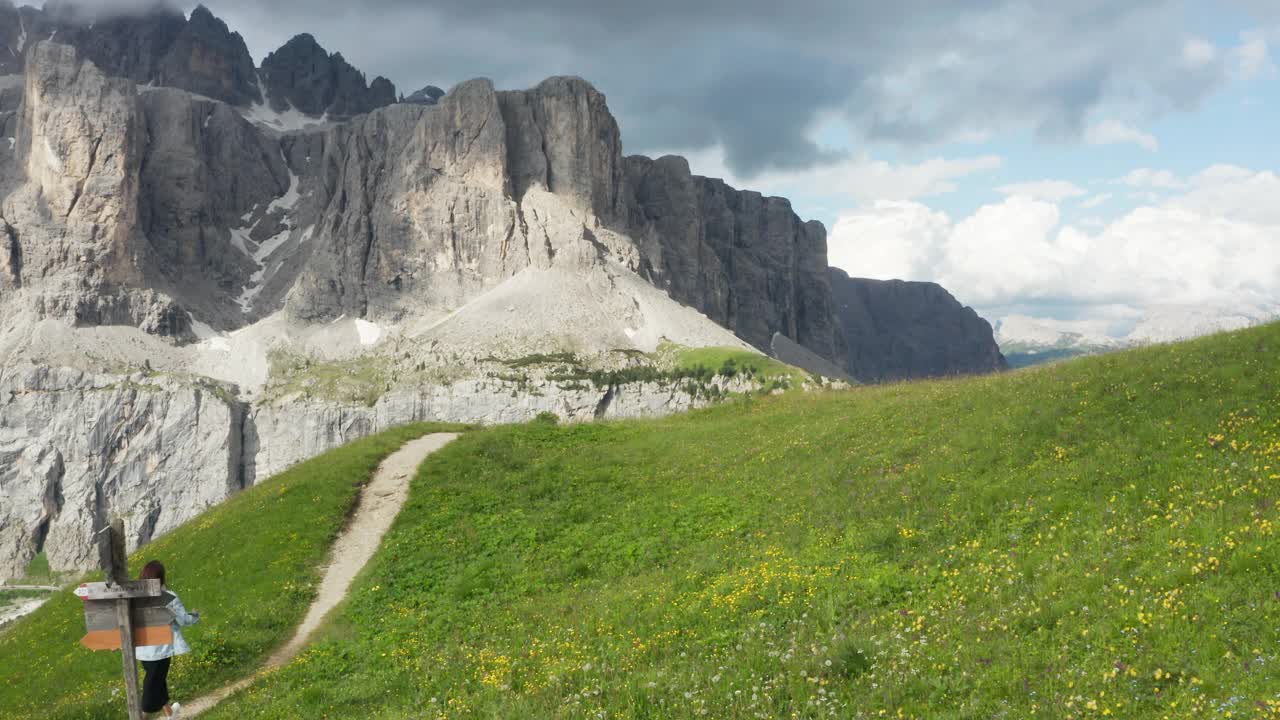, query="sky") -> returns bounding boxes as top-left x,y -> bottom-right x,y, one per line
75,1 -> 1280,333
